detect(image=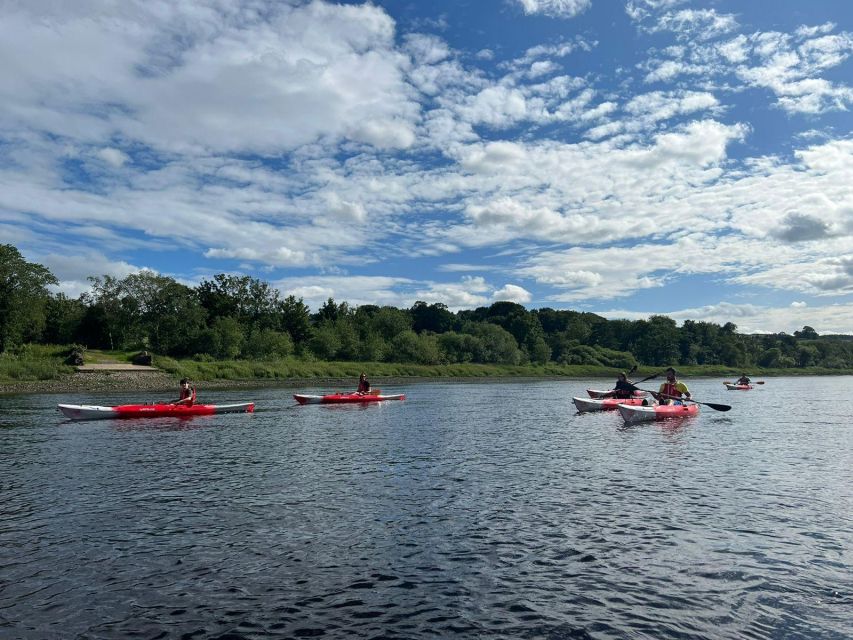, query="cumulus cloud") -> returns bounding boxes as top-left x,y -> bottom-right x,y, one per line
772,212 -> 834,242
597,300 -> 853,335
492,284 -> 533,303
514,0 -> 592,19
2,0 -> 852,335
96,147 -> 131,168
0,1 -> 420,153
